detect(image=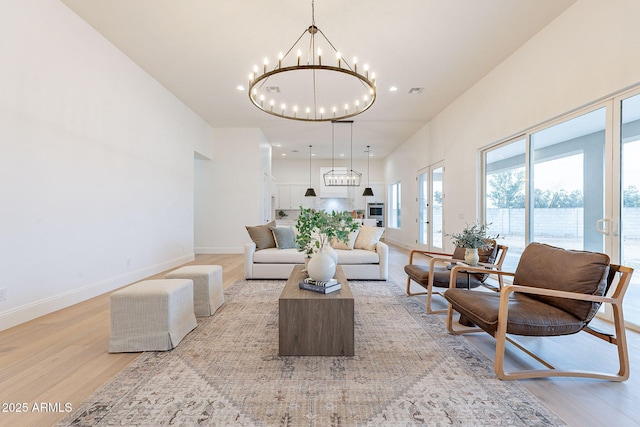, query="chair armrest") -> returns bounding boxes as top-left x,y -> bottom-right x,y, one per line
449,265 -> 514,289
428,256 -> 462,270
408,249 -> 453,264
501,284 -> 614,305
